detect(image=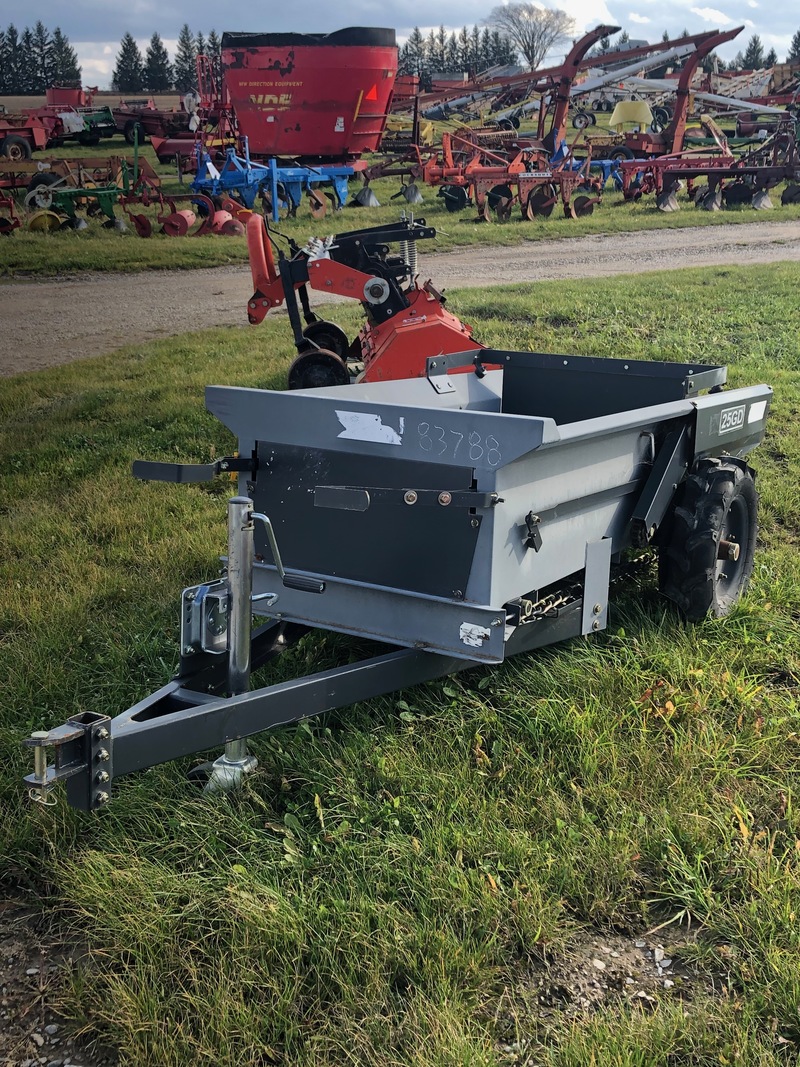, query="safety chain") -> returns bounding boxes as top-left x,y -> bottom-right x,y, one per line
515,552 -> 655,624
